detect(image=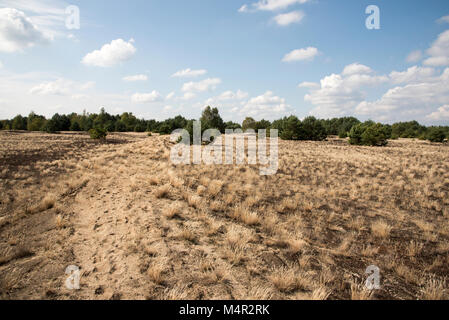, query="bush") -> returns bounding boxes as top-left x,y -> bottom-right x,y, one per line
300,116 -> 327,141
201,106 -> 225,133
43,119 -> 59,133
89,127 -> 107,140
242,117 -> 256,132
425,127 -> 446,143
271,116 -> 326,141
338,130 -> 348,138
349,122 -> 388,146
272,116 -> 302,140
225,121 -> 241,131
